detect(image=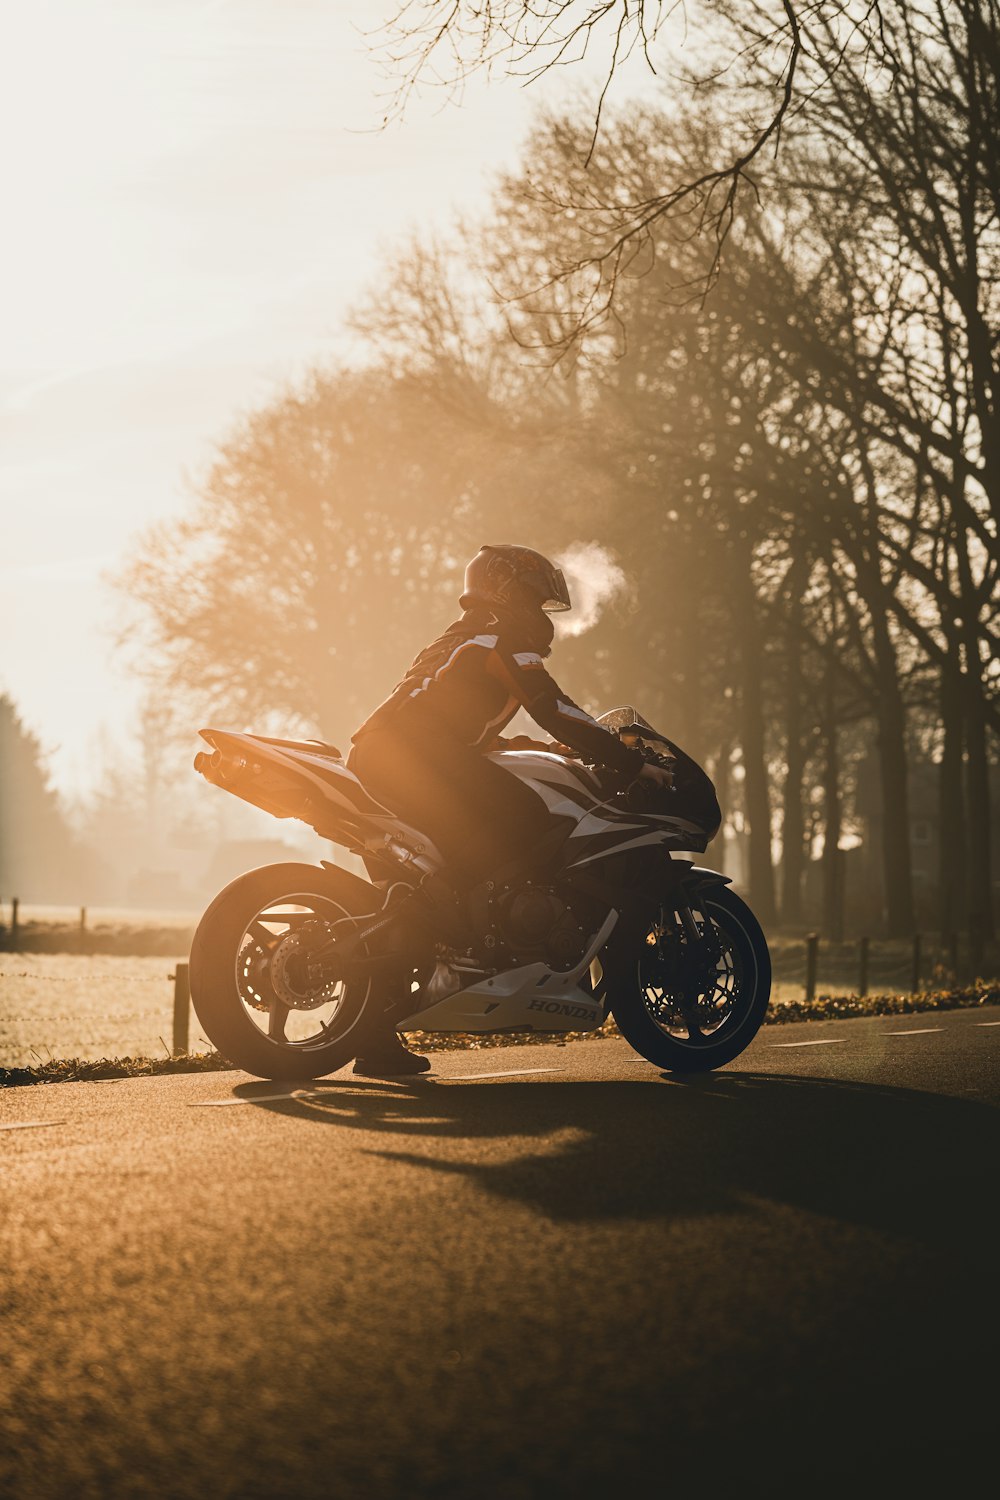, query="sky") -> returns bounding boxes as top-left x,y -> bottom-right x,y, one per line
0,0 -> 664,800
